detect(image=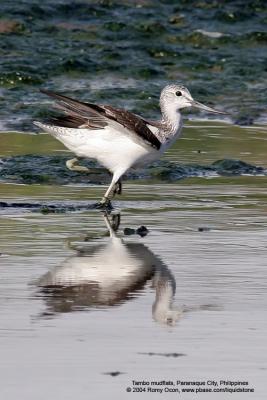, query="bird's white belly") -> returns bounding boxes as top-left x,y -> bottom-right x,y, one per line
54,126 -> 159,173
38,239 -> 154,290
